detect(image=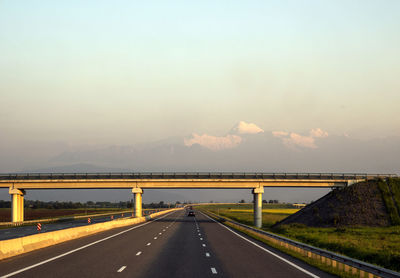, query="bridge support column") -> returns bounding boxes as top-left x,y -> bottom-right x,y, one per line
252,187 -> 264,228
132,188 -> 143,218
10,188 -> 25,222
